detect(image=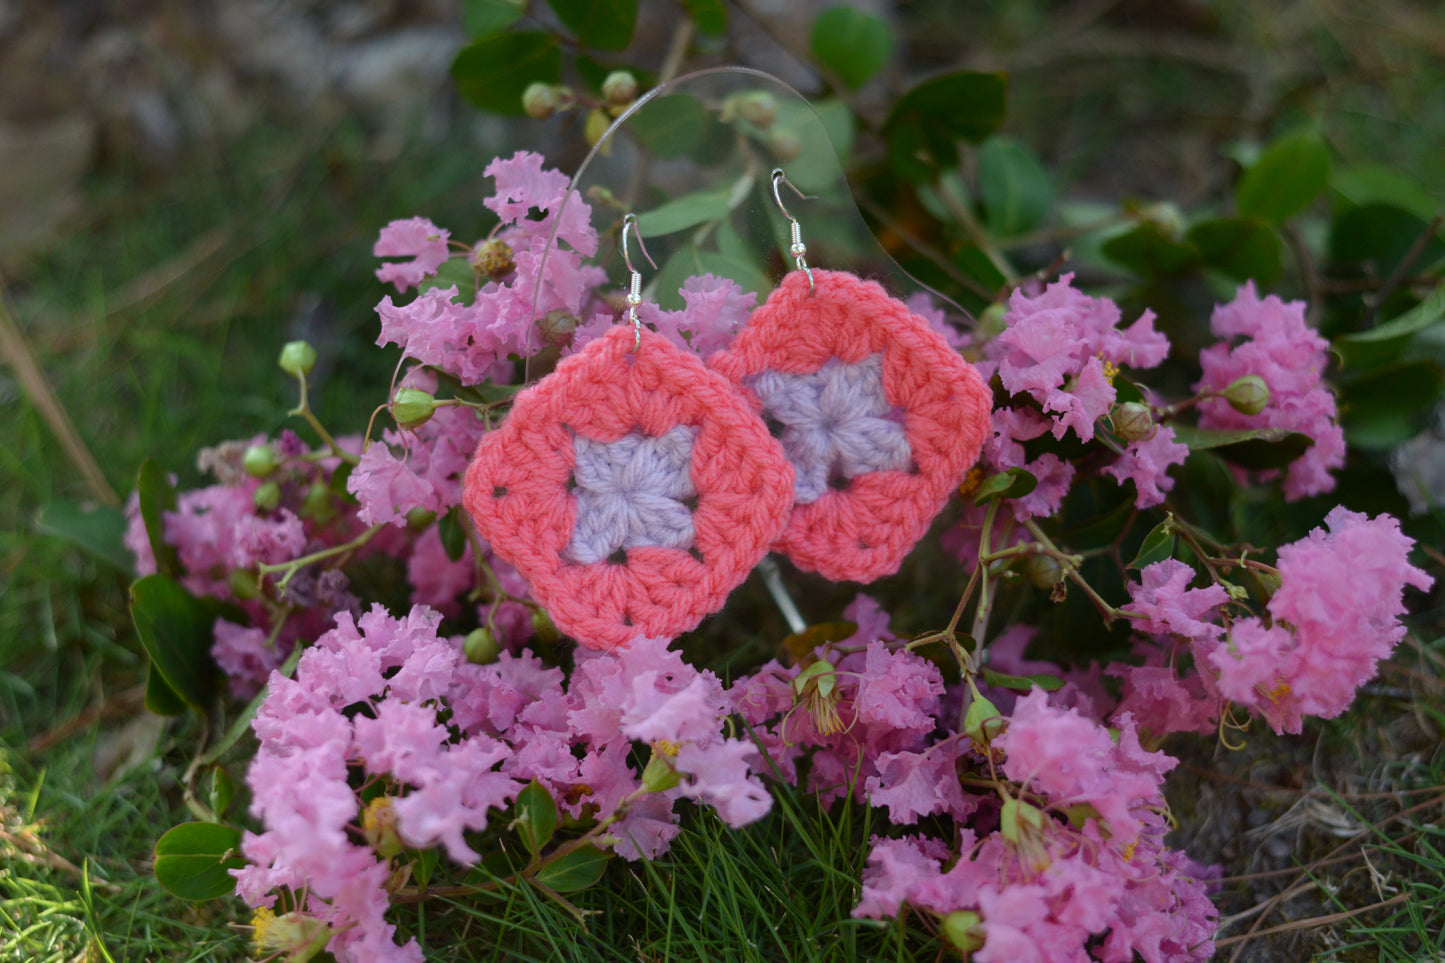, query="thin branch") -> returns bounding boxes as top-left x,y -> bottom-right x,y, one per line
0,274 -> 120,506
